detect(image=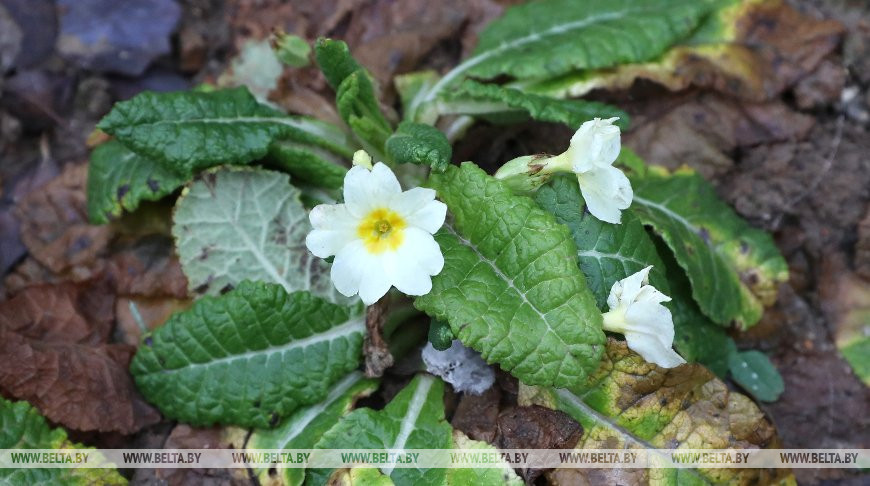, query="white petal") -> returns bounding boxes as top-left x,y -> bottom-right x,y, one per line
607,266 -> 651,308
400,227 -> 445,276
625,300 -> 675,347
330,240 -> 370,298
577,166 -> 633,224
305,229 -> 354,259
357,258 -> 393,305
343,162 -> 402,216
309,202 -> 355,230
390,187 -> 447,234
625,331 -> 685,368
380,228 -> 444,296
